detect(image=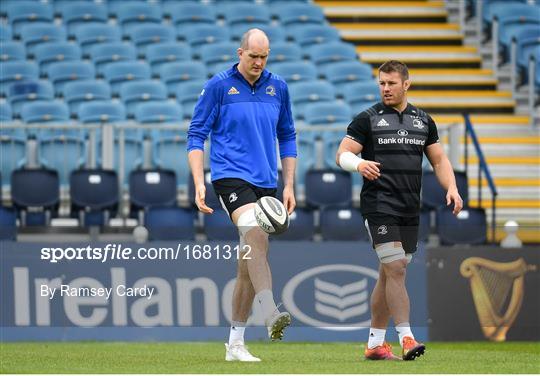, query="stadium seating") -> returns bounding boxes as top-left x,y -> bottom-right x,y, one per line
180,24 -> 231,55
0,61 -> 39,96
6,1 -> 54,36
90,42 -> 137,75
267,42 -> 303,65
119,80 -> 168,116
277,208 -> 315,241
342,81 -> 380,115
64,80 -> 112,117
422,170 -> 469,210
288,80 -> 336,119
0,24 -> 12,41
305,169 -> 352,208
74,23 -> 122,57
308,42 -> 359,66
200,42 -> 239,75
20,100 -> 70,125
175,79 -> 206,119
78,101 -> 126,124
159,61 -> 208,95
320,206 -> 369,241
20,23 -> 67,56
321,61 -> 374,95
104,61 -> 152,95
61,2 -> 108,37
129,168 -> 177,220
145,206 -> 196,240
35,42 -> 82,75
271,61 -> 318,83
0,134 -> 26,187
1,42 -> 25,63
304,101 -> 352,125
203,209 -> 238,240
0,101 -> 13,122
40,134 -> 86,186
8,81 -> 55,115
274,3 -> 326,26
11,168 -> 59,226
47,61 -> 95,96
0,206 -> 17,240
117,2 -> 163,36
135,101 -> 183,124
131,24 -> 176,57
295,25 -> 341,46
166,2 -> 217,25
70,169 -> 119,226
436,206 -> 487,245
146,42 -> 193,75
